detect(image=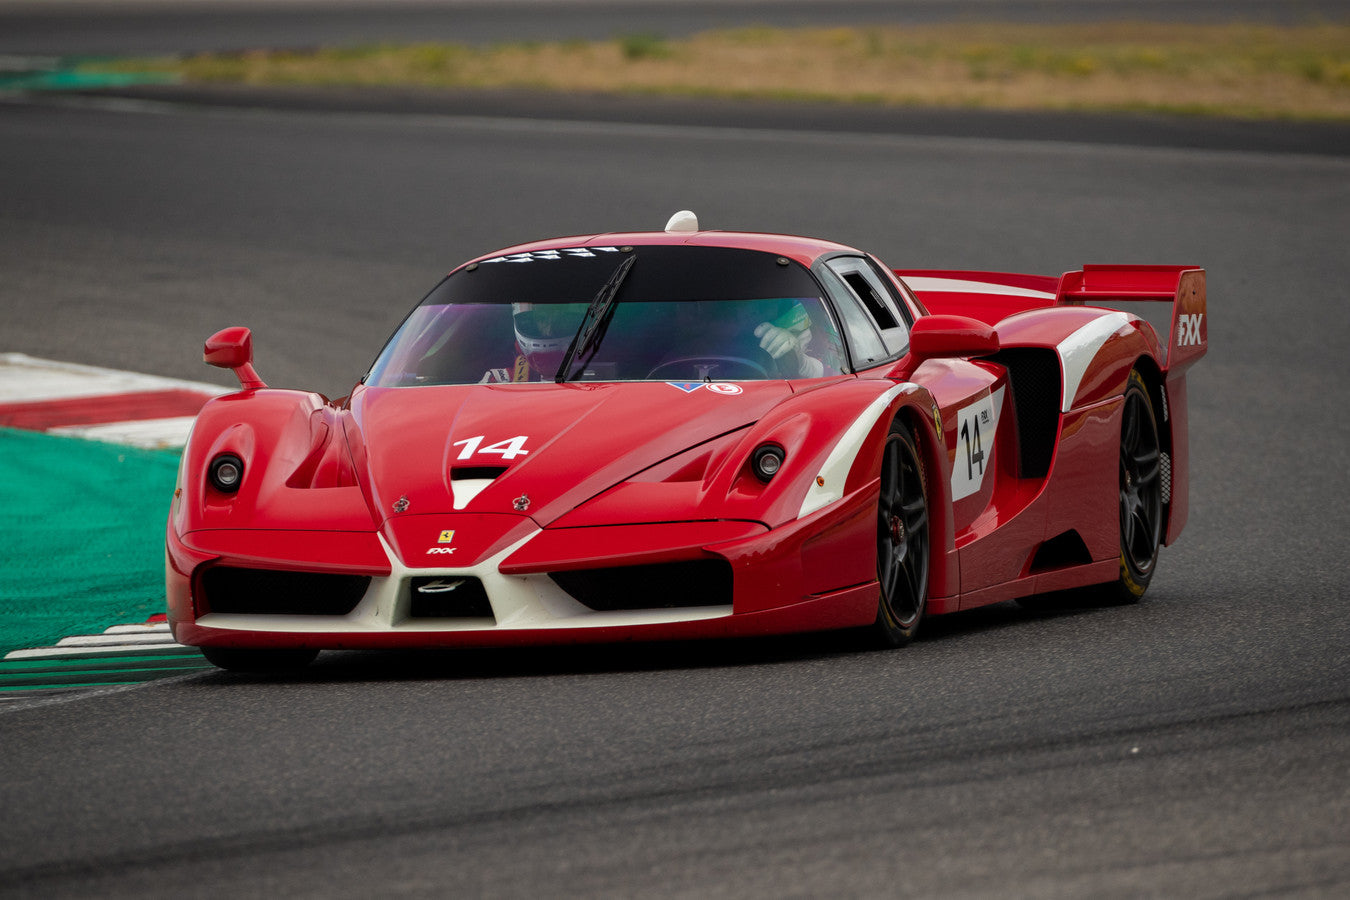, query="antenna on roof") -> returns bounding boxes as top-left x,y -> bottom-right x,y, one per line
664,210 -> 699,233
